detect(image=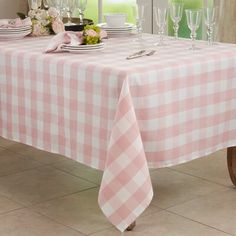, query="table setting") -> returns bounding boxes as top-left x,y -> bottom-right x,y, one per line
0,18 -> 32,40
0,0 -> 236,233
